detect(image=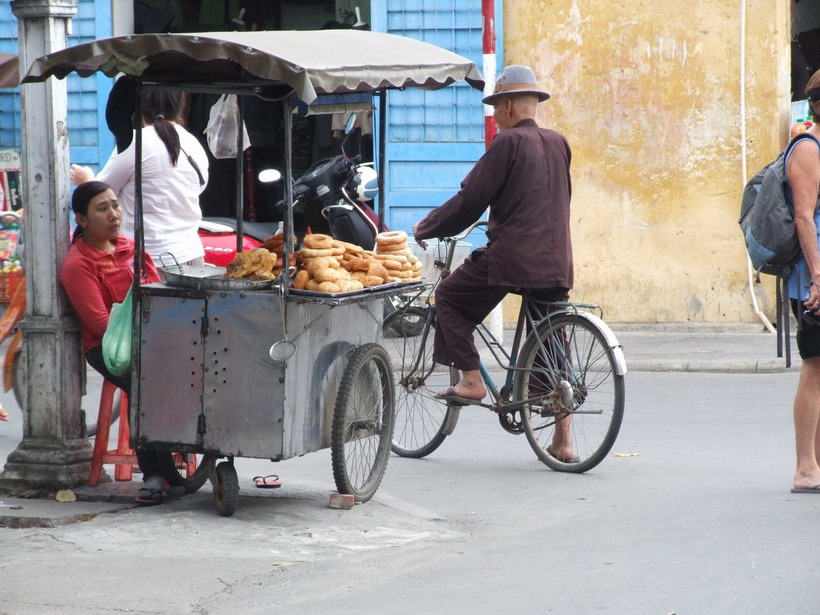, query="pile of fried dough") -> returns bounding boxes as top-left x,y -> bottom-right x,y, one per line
224,233 -> 296,280
225,231 -> 423,293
